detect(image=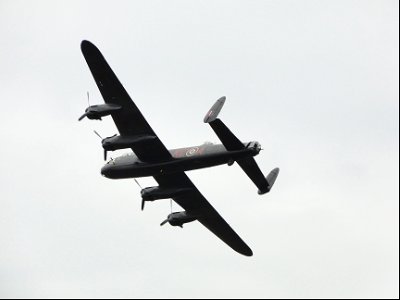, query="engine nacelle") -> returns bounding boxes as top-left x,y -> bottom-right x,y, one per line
141,186 -> 193,201
160,211 -> 198,228
78,104 -> 122,121
102,135 -> 157,151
